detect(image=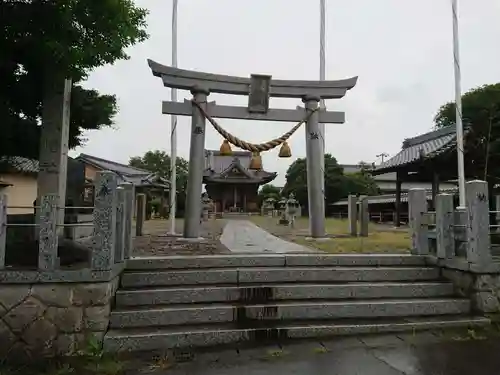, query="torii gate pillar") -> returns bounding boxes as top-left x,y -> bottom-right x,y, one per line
303,95 -> 325,238
184,86 -> 209,238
